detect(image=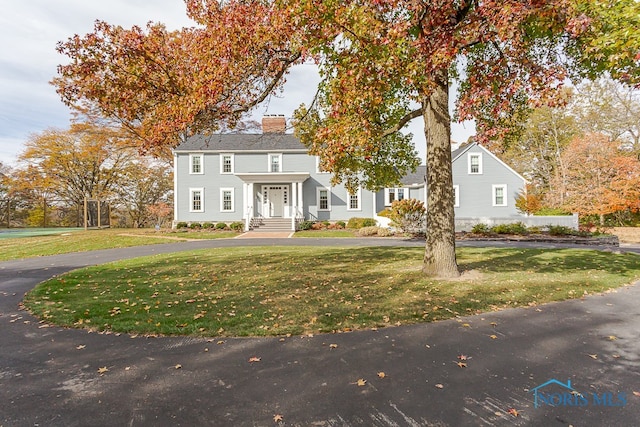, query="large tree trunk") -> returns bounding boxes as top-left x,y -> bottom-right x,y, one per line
422,71 -> 460,278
